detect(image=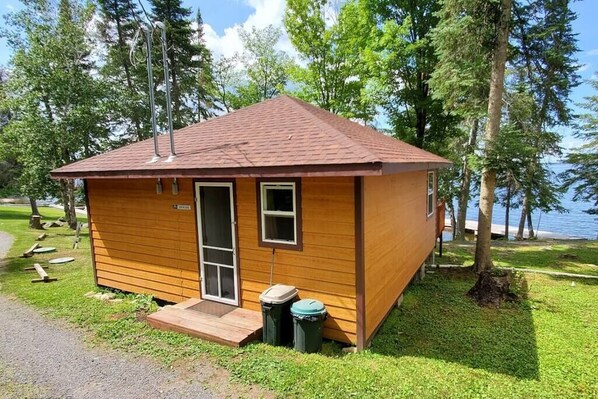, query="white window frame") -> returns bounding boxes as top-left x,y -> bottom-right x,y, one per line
260,182 -> 297,245
427,171 -> 435,218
